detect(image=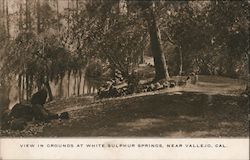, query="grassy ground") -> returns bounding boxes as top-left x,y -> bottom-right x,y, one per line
1,75 -> 248,137
41,92 -> 248,137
